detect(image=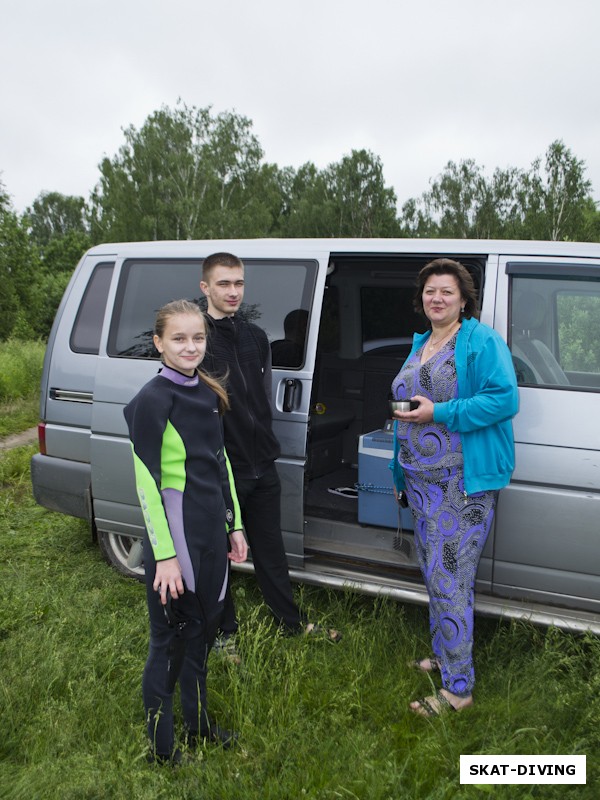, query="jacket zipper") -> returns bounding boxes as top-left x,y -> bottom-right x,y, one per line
229,318 -> 261,479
